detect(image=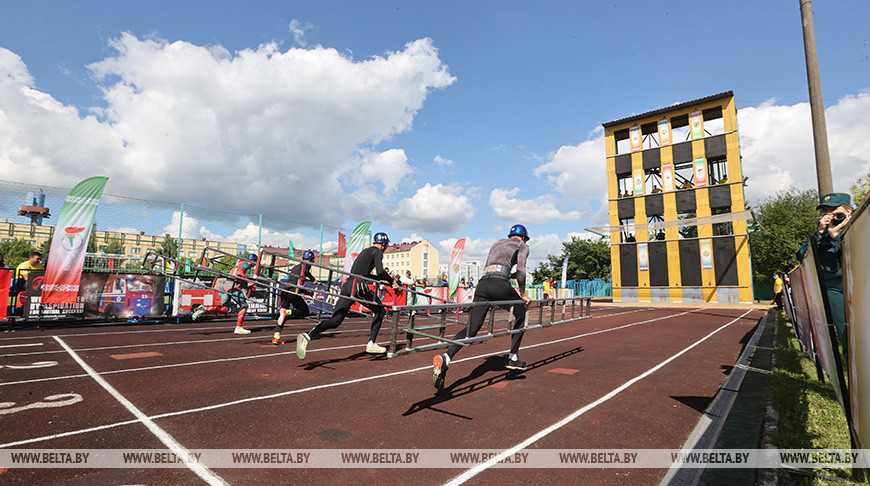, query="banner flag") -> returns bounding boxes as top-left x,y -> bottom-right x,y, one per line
337,232 -> 347,257
42,176 -> 109,304
658,117 -> 671,146
630,124 -> 642,152
561,256 -> 569,289
448,239 -> 466,300
287,238 -> 295,261
342,222 -> 371,280
690,109 -> 704,139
